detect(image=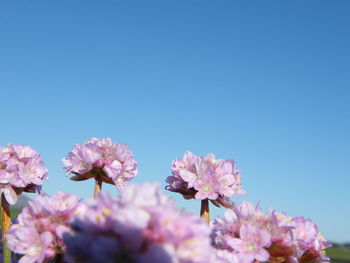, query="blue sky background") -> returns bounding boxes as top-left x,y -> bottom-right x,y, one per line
1,0 -> 349,242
